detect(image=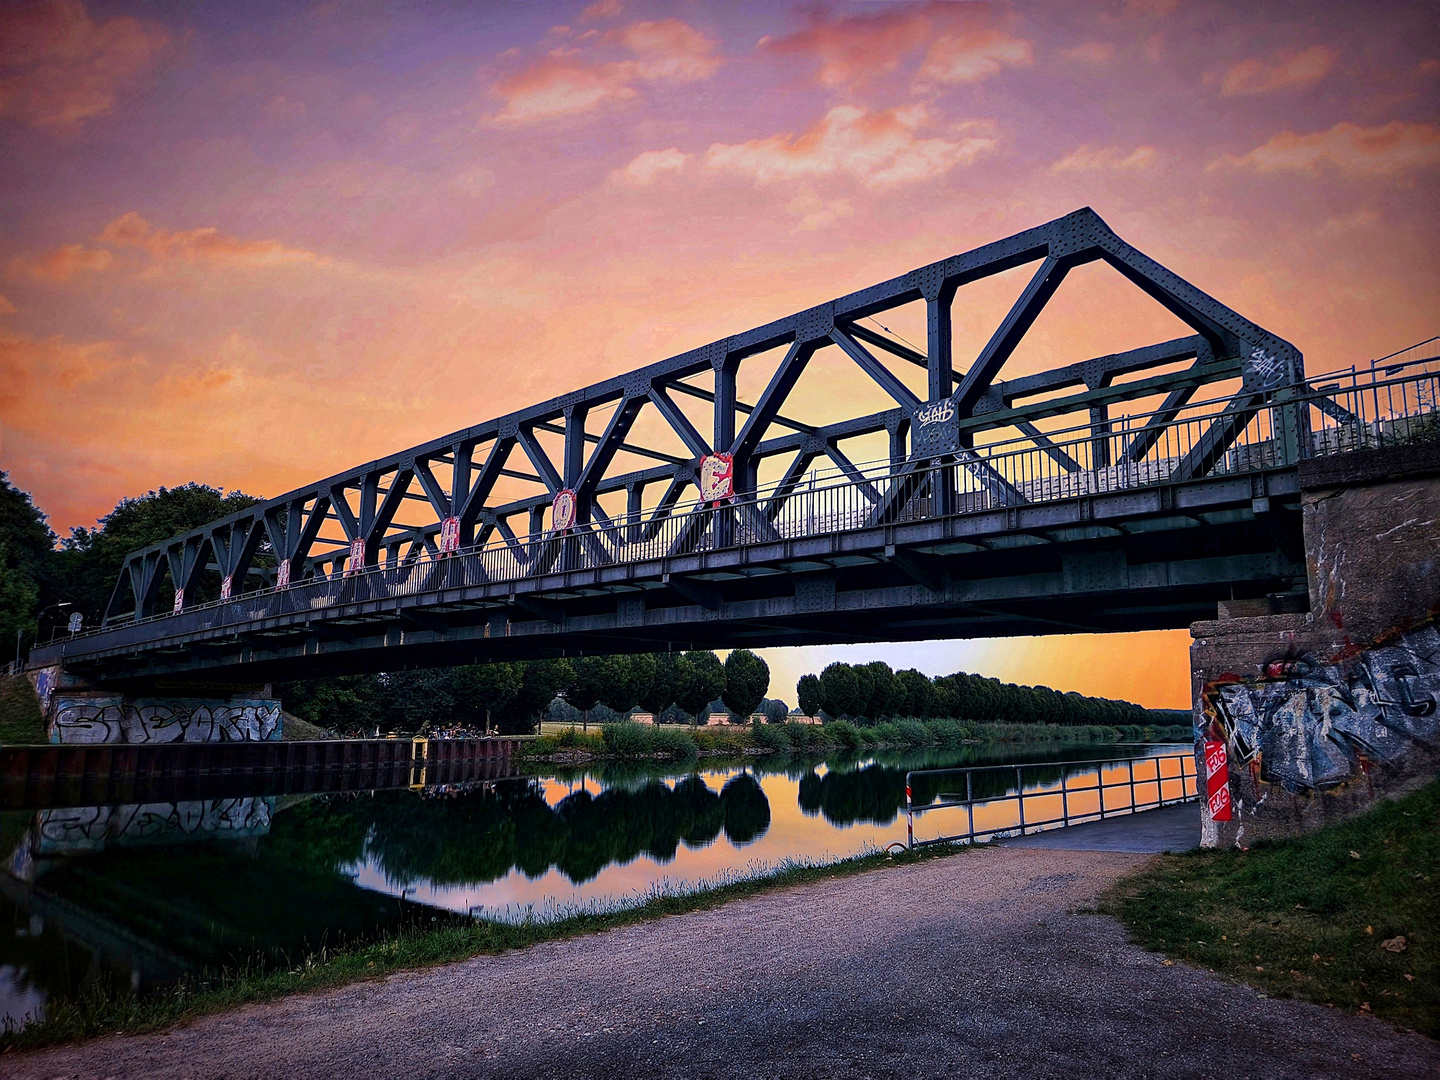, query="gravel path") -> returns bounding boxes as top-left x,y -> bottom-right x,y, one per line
9,845 -> 1436,1079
